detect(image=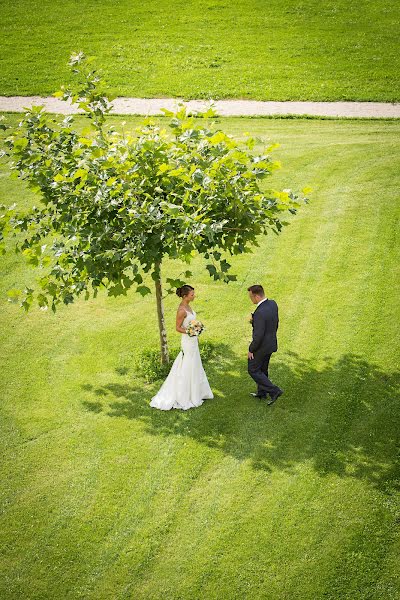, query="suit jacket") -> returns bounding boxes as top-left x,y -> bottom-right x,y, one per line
249,299 -> 279,354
